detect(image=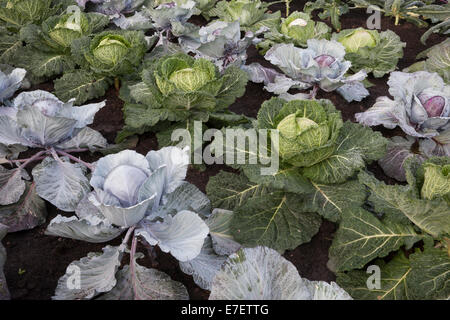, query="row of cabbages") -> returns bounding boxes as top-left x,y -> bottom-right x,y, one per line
0,0 -> 449,301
